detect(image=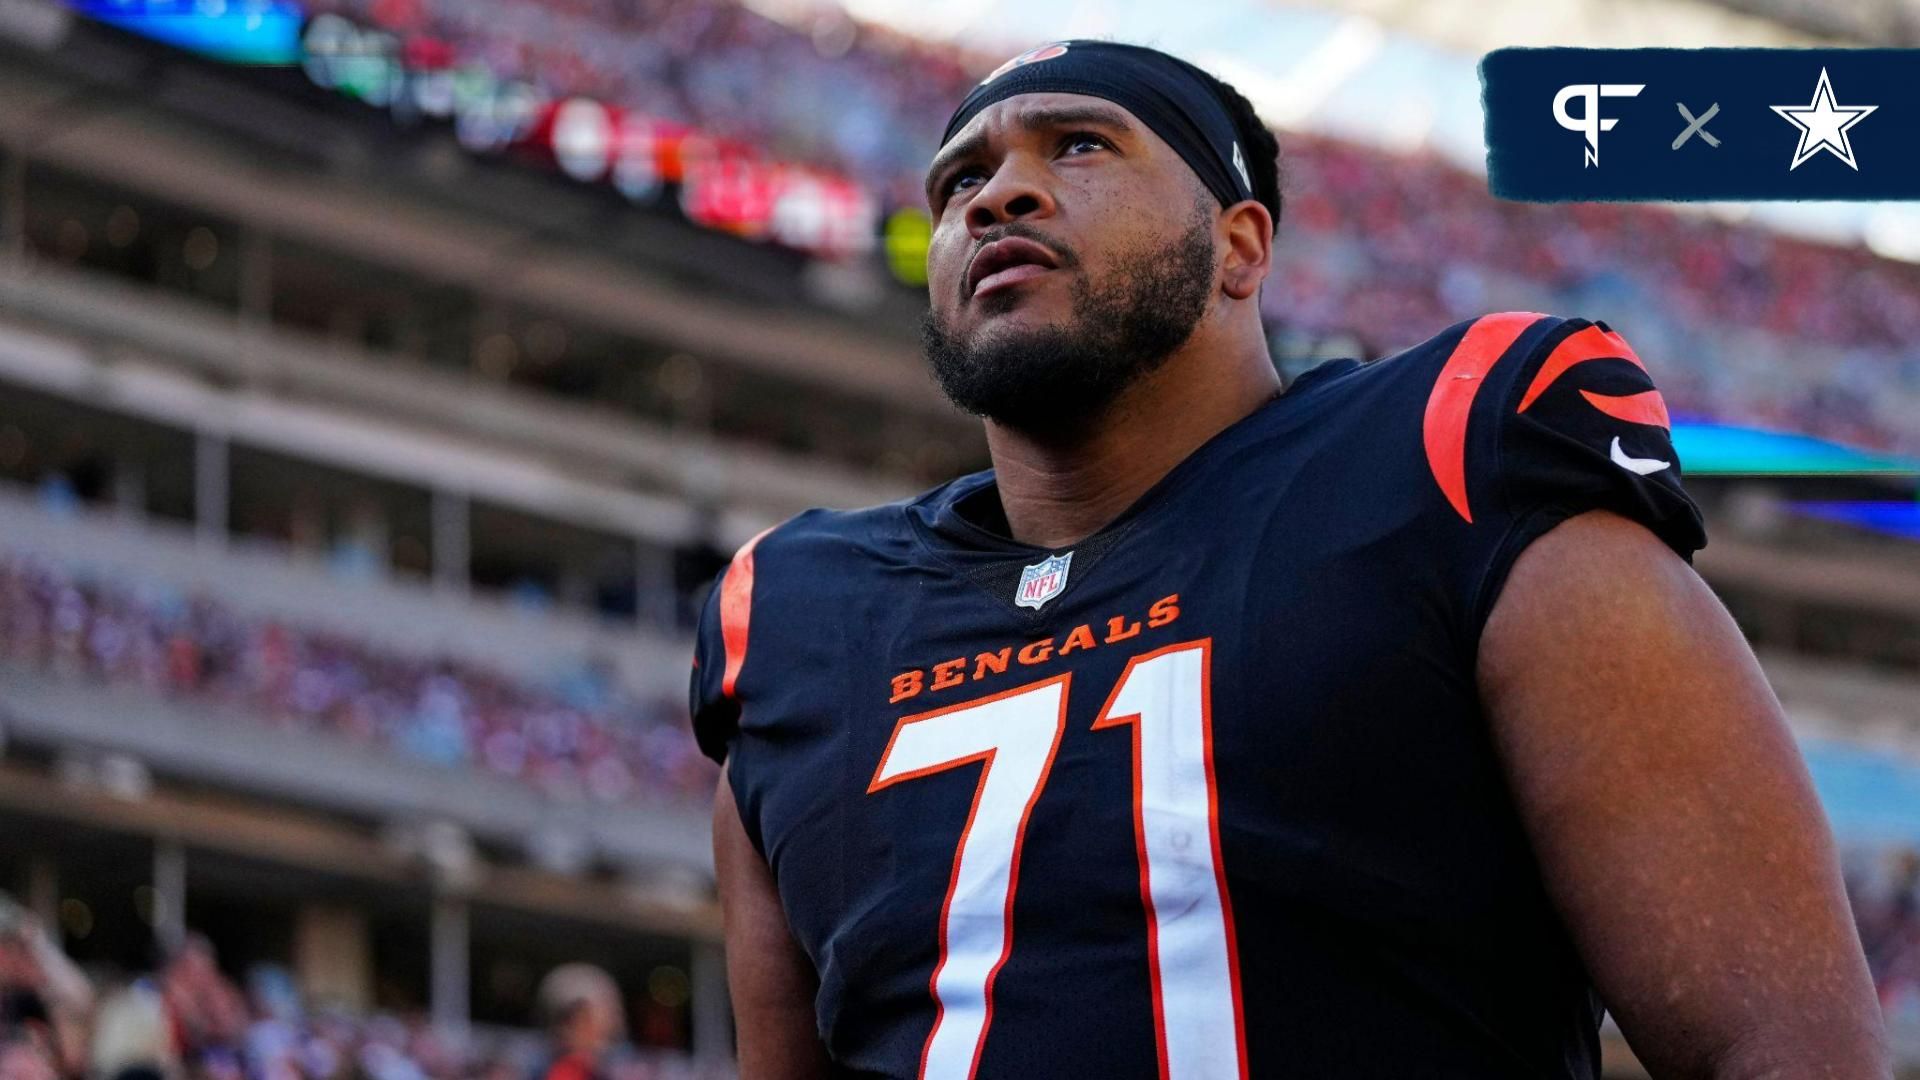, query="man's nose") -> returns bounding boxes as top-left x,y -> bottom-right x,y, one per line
966,157 -> 1056,235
